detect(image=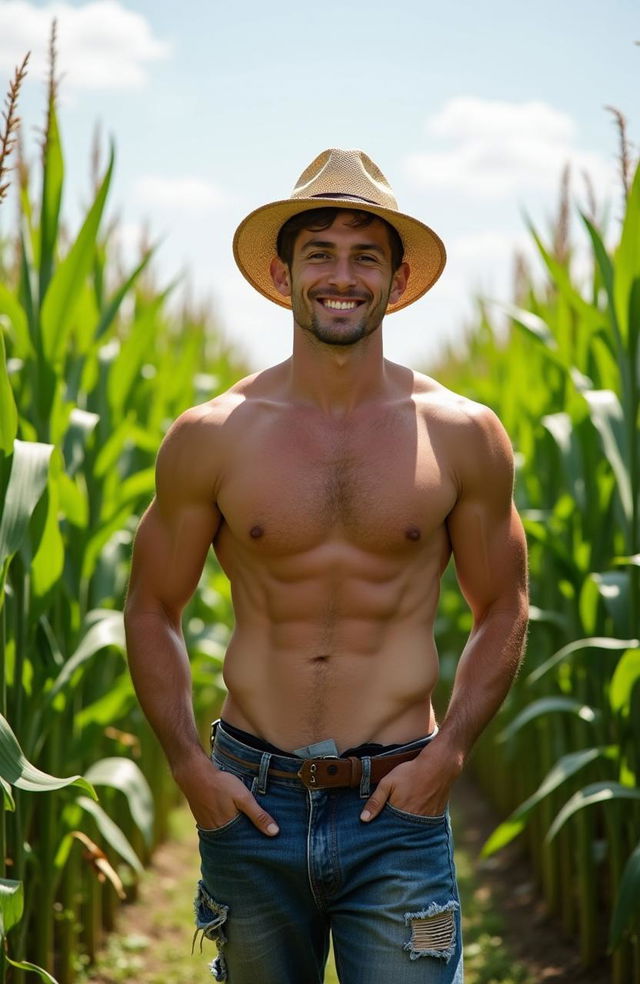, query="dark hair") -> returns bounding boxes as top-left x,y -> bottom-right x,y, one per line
276,207 -> 404,272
